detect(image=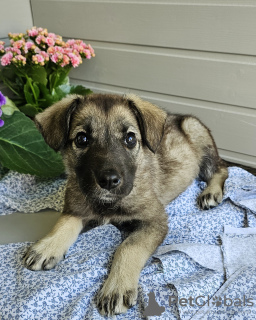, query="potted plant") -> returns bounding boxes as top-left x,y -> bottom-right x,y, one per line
0,27 -> 95,177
